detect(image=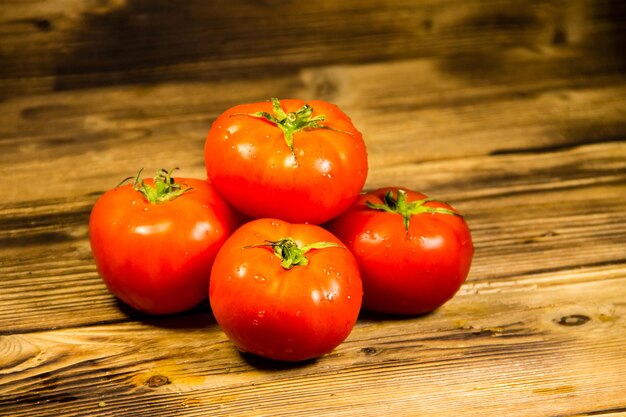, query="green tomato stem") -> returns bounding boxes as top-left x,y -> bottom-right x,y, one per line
236,98 -> 349,156
366,189 -> 460,231
123,168 -> 192,204
247,237 -> 341,270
